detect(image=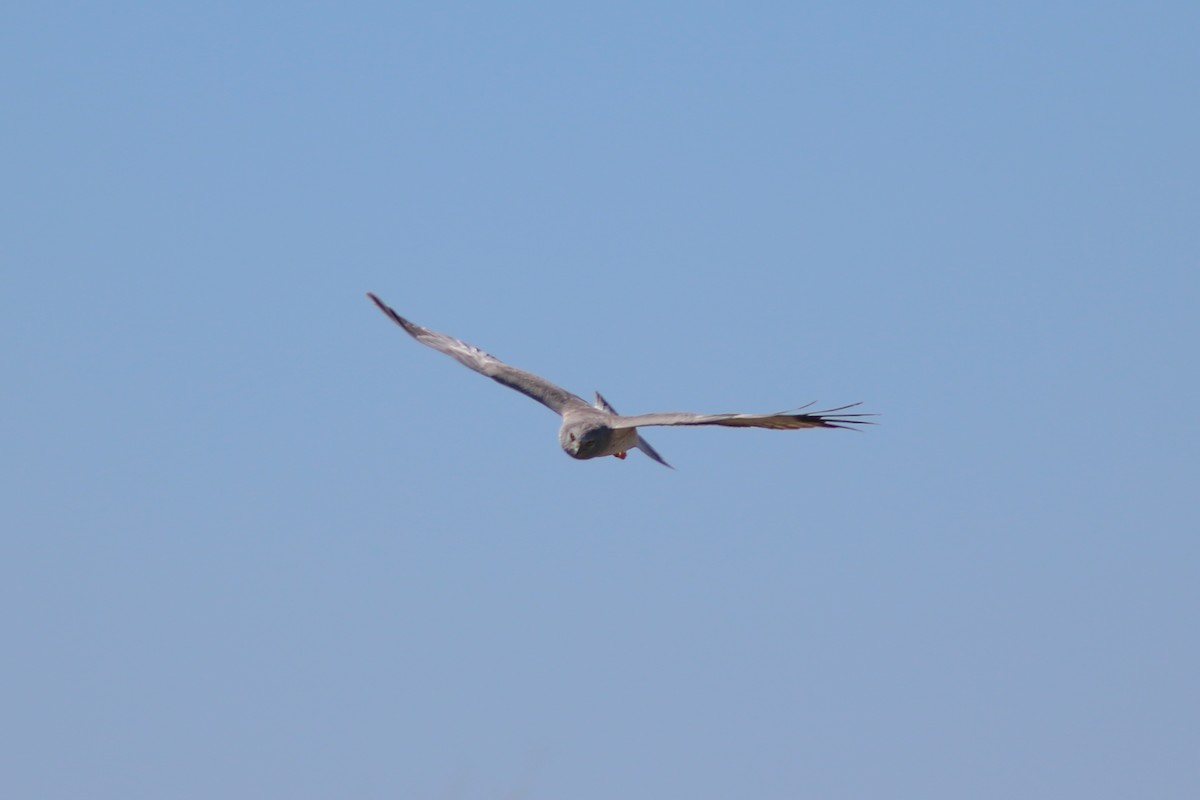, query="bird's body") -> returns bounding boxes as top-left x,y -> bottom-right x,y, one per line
367,292 -> 872,467
560,404 -> 641,461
